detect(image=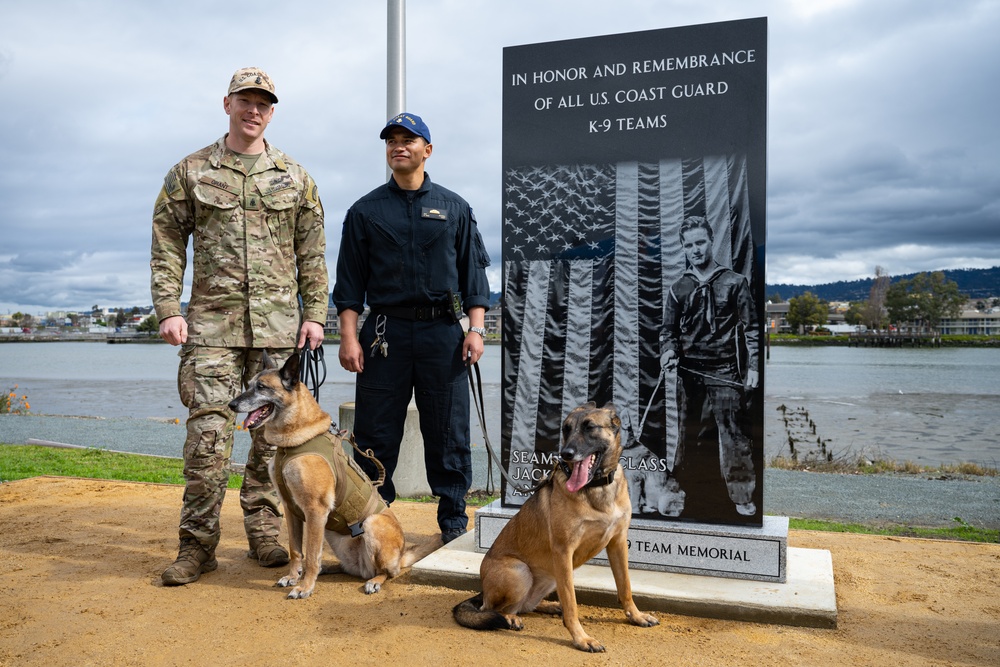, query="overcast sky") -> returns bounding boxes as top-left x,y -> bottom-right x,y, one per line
1,0 -> 998,315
